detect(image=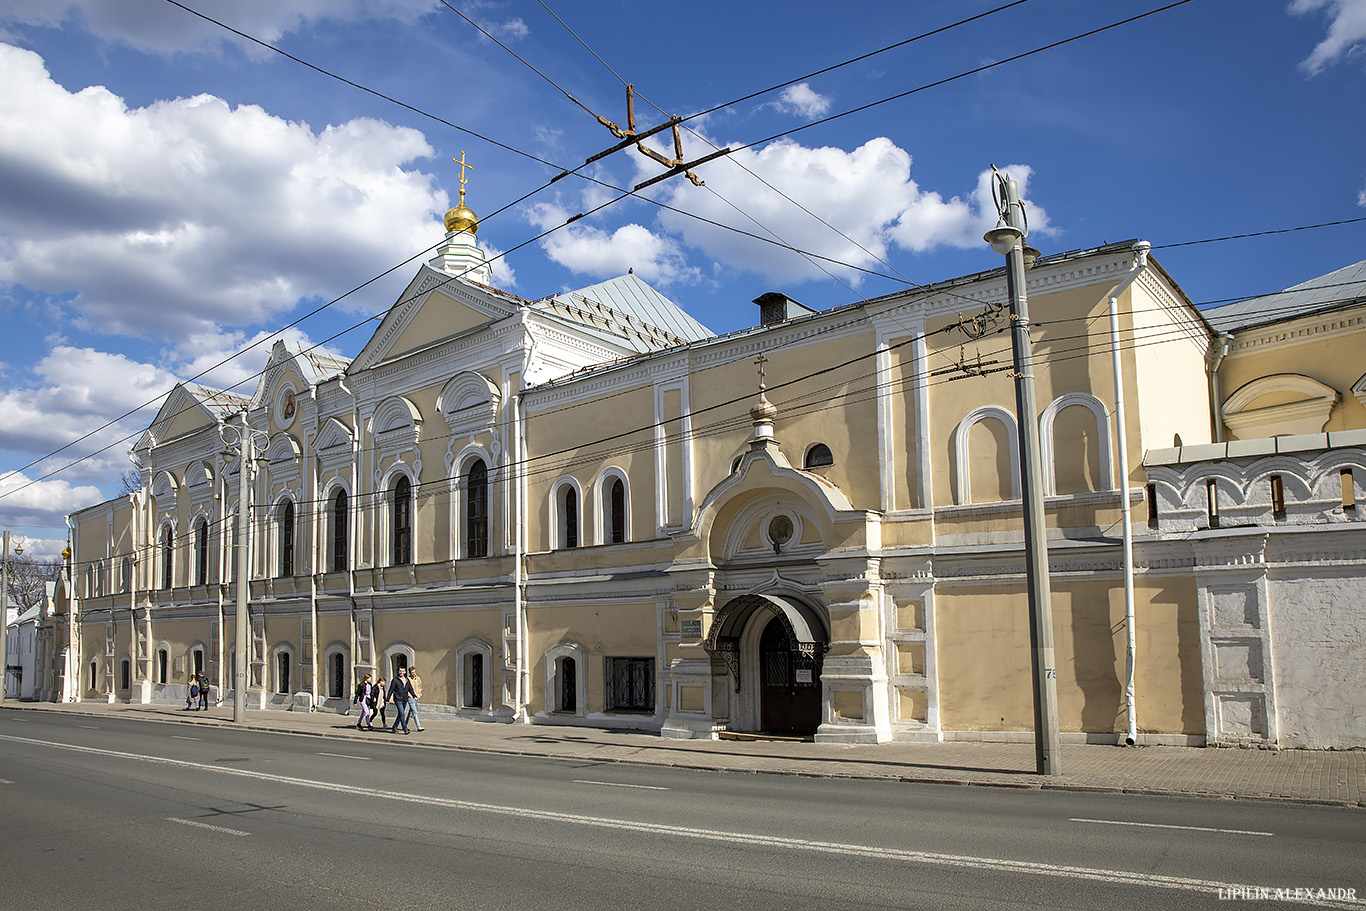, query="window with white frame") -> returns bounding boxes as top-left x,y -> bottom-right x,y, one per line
273,647 -> 292,695
155,647 -> 169,684
391,475 -> 412,565
121,556 -> 132,592
597,470 -> 628,545
276,499 -> 295,578
465,459 -> 489,558
194,517 -> 209,586
553,480 -> 581,549
330,488 -> 349,572
159,525 -> 174,590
